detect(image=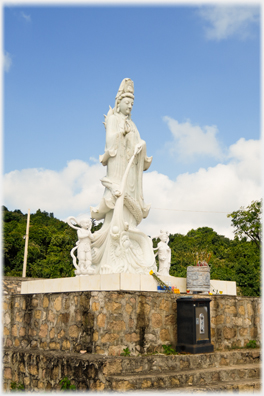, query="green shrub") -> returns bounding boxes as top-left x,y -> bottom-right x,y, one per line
59,377 -> 76,391
246,340 -> 257,348
162,345 -> 178,355
10,381 -> 25,391
120,347 -> 131,356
